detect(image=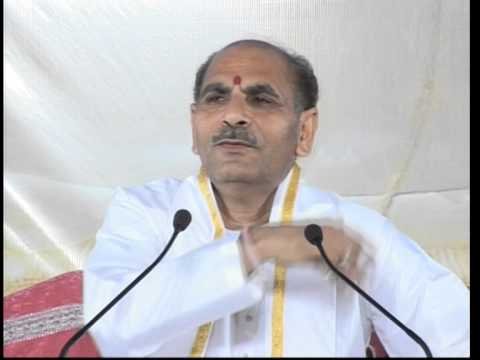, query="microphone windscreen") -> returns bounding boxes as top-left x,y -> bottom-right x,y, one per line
173,209 -> 192,231
304,224 -> 323,245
